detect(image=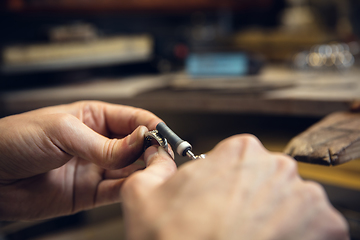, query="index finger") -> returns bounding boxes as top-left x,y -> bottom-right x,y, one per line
104,103 -> 162,135
121,146 -> 177,201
